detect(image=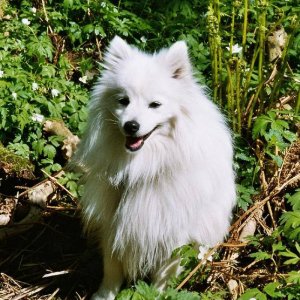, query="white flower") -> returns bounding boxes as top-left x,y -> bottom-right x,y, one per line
12,92 -> 17,99
0,70 -> 4,78
79,75 -> 87,84
198,245 -> 213,262
226,43 -> 242,54
51,88 -> 60,97
31,7 -> 37,14
249,298 -> 256,300
140,36 -> 147,43
21,18 -> 31,25
32,82 -> 38,91
31,113 -> 44,123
